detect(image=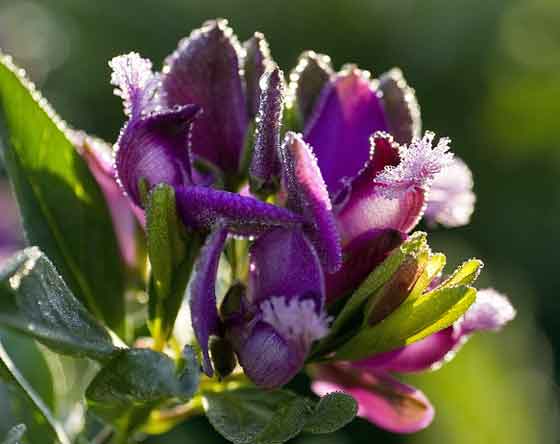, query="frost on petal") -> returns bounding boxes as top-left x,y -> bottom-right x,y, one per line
288,50 -> 333,125
311,364 -> 434,434
280,132 -> 342,272
379,68 -> 421,145
424,157 -> 476,227
336,133 -> 424,244
375,131 -> 454,199
249,66 -> 284,195
190,227 -> 228,376
175,185 -> 302,234
243,32 -> 274,118
461,288 -> 516,334
260,296 -> 330,350
109,52 -> 156,117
